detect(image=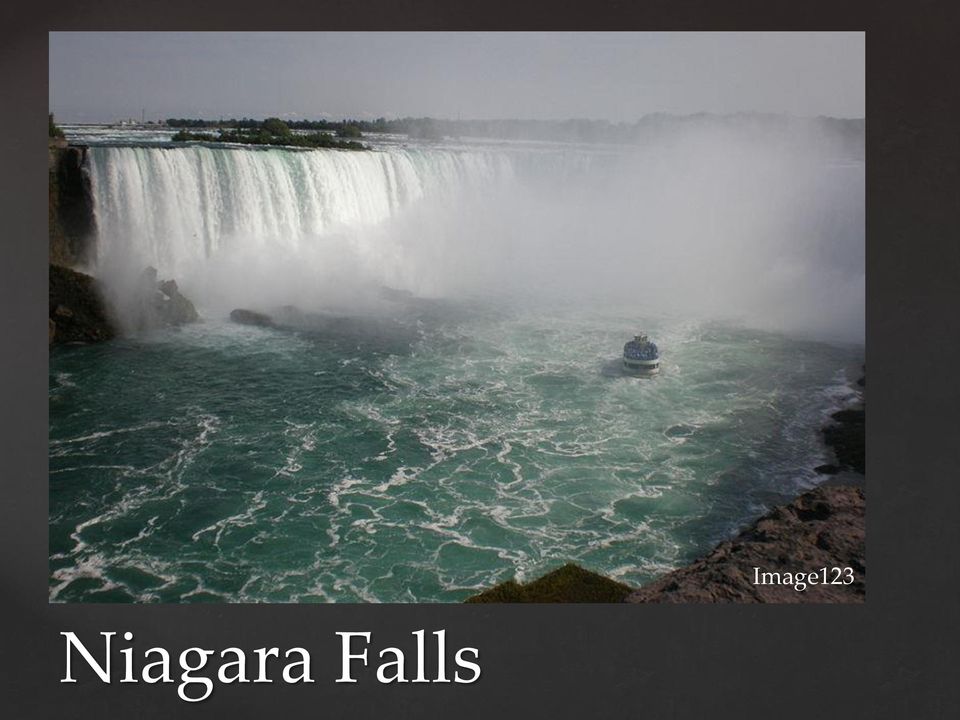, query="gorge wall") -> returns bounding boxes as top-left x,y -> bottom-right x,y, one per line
49,142 -> 95,268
